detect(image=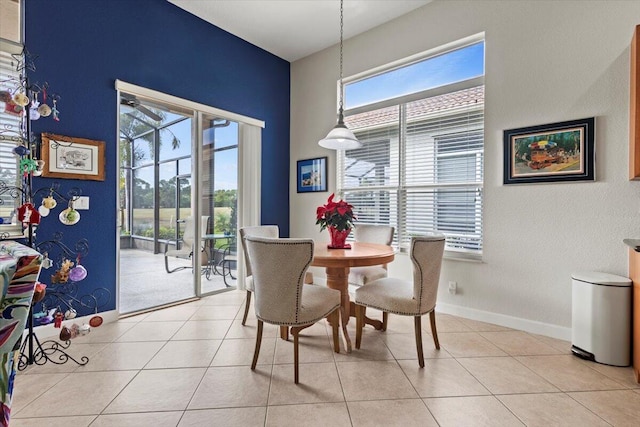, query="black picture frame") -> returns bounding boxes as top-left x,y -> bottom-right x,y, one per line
503,117 -> 595,184
297,157 -> 327,193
